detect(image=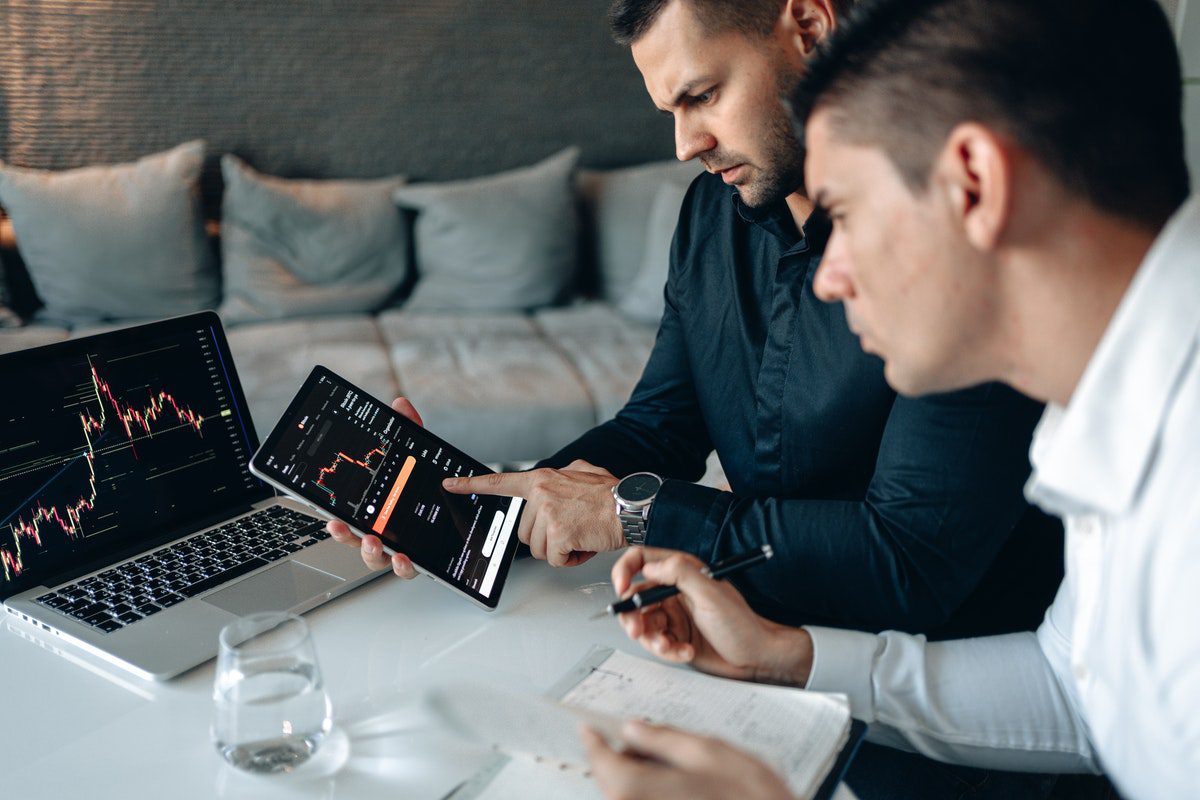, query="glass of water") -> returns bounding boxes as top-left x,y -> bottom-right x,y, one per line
212,612 -> 333,774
